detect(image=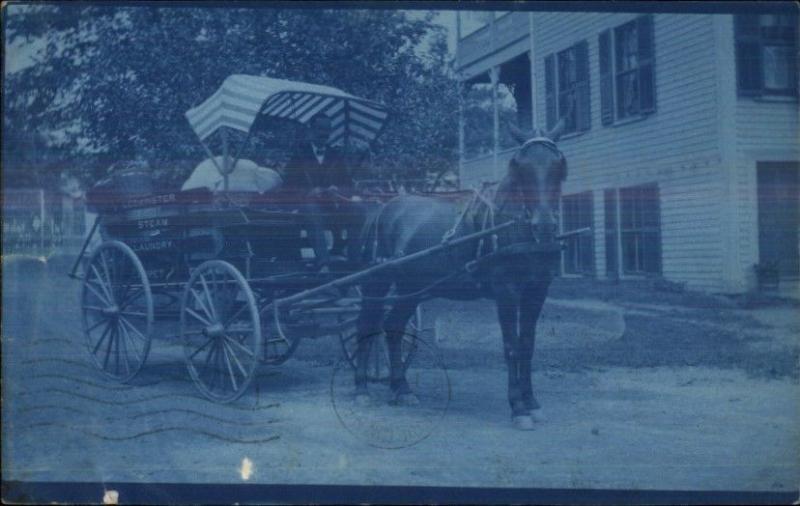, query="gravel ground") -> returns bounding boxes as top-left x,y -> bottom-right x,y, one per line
3,255 -> 798,493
